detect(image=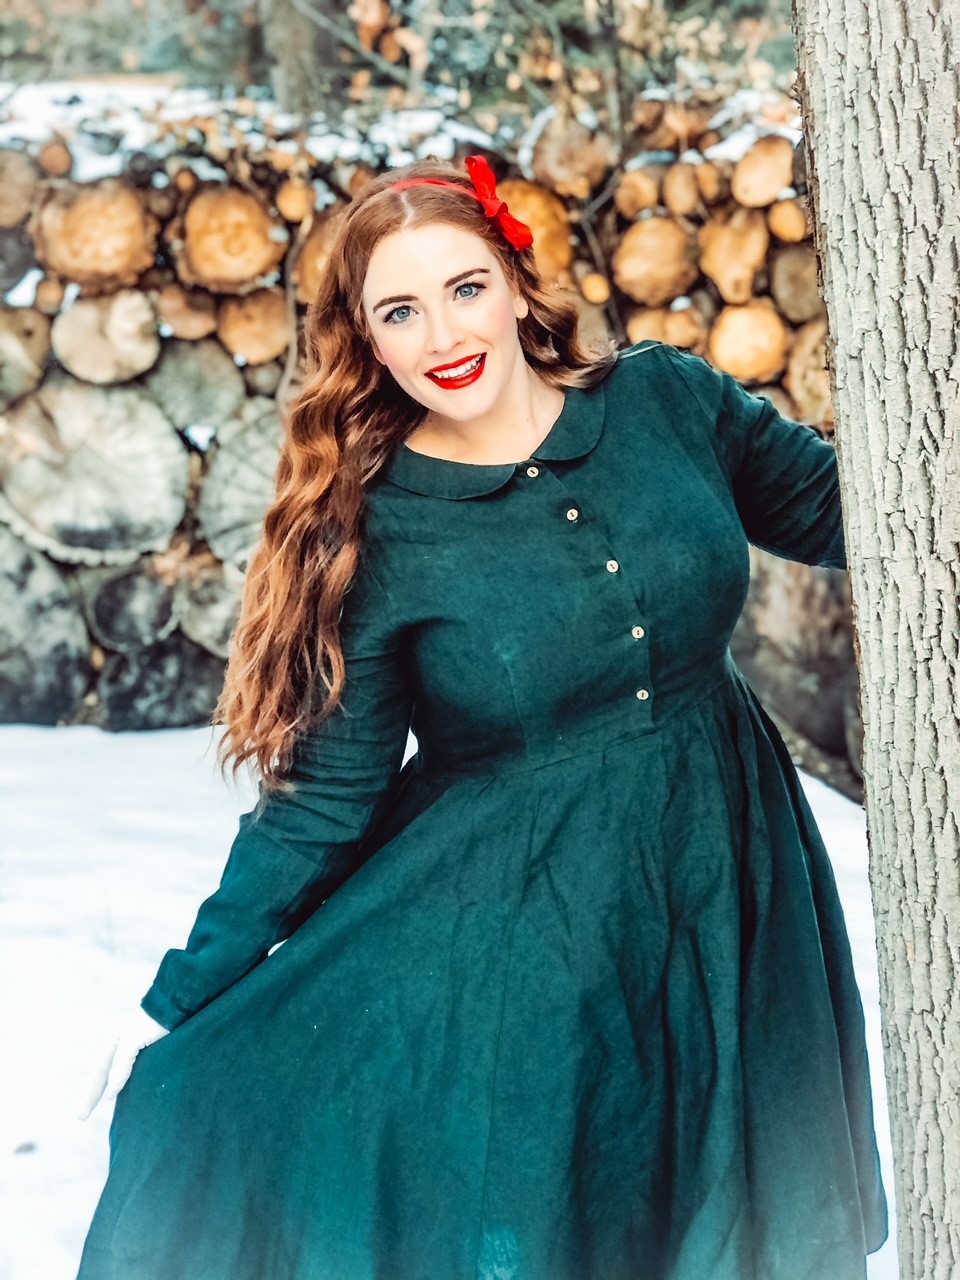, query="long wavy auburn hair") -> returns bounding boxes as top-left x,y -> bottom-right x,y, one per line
215,155 -> 618,790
